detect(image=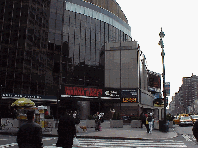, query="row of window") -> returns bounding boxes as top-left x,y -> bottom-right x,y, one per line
66,2 -> 131,36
